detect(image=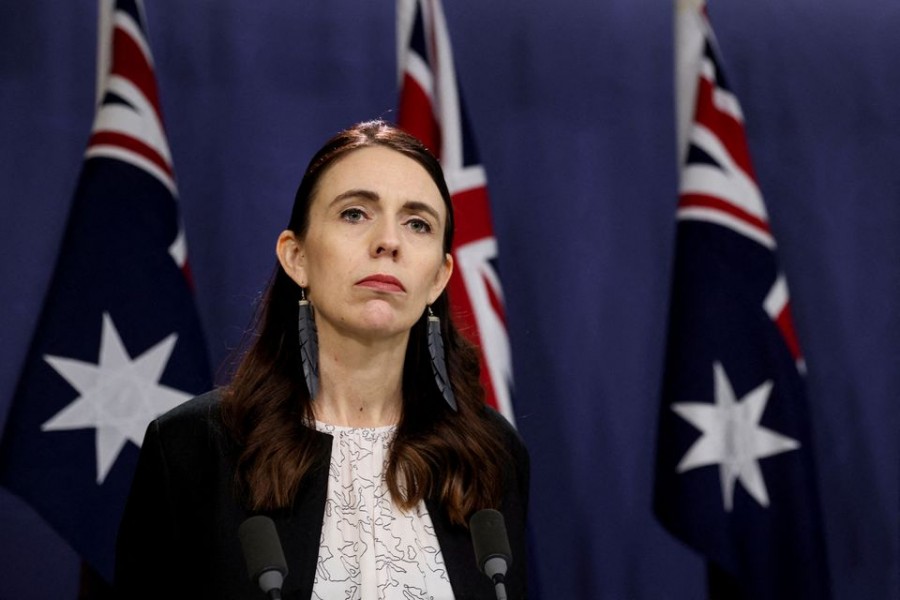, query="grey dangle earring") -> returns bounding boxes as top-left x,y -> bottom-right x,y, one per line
427,306 -> 457,411
298,288 -> 320,399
